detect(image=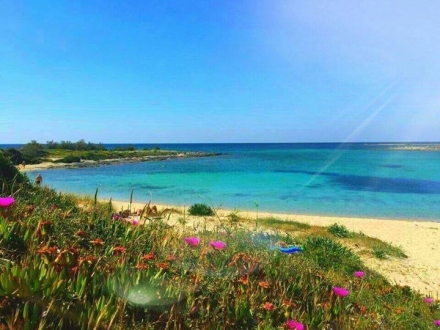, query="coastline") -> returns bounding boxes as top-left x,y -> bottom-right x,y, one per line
110,199 -> 440,297
17,151 -> 219,172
